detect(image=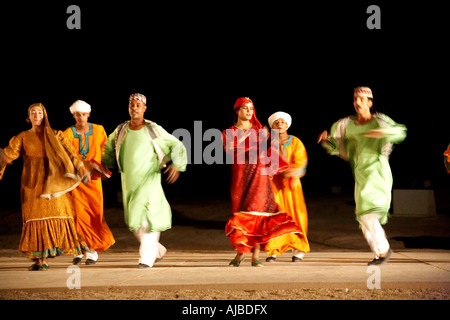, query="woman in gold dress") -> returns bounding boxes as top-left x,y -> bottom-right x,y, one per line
0,103 -> 90,271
